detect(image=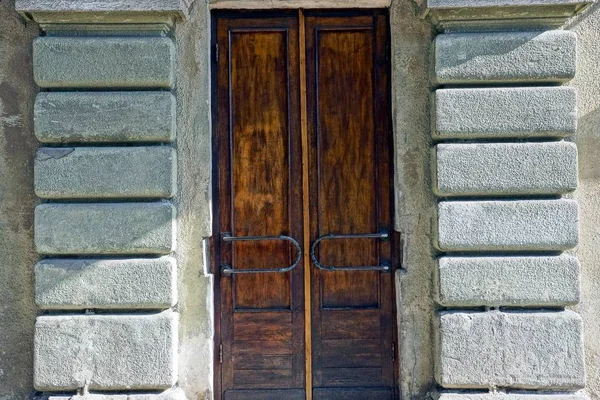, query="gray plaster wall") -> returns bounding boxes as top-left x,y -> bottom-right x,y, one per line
568,3 -> 600,399
390,1 -> 436,398
173,1 -> 214,399
0,1 -> 39,399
